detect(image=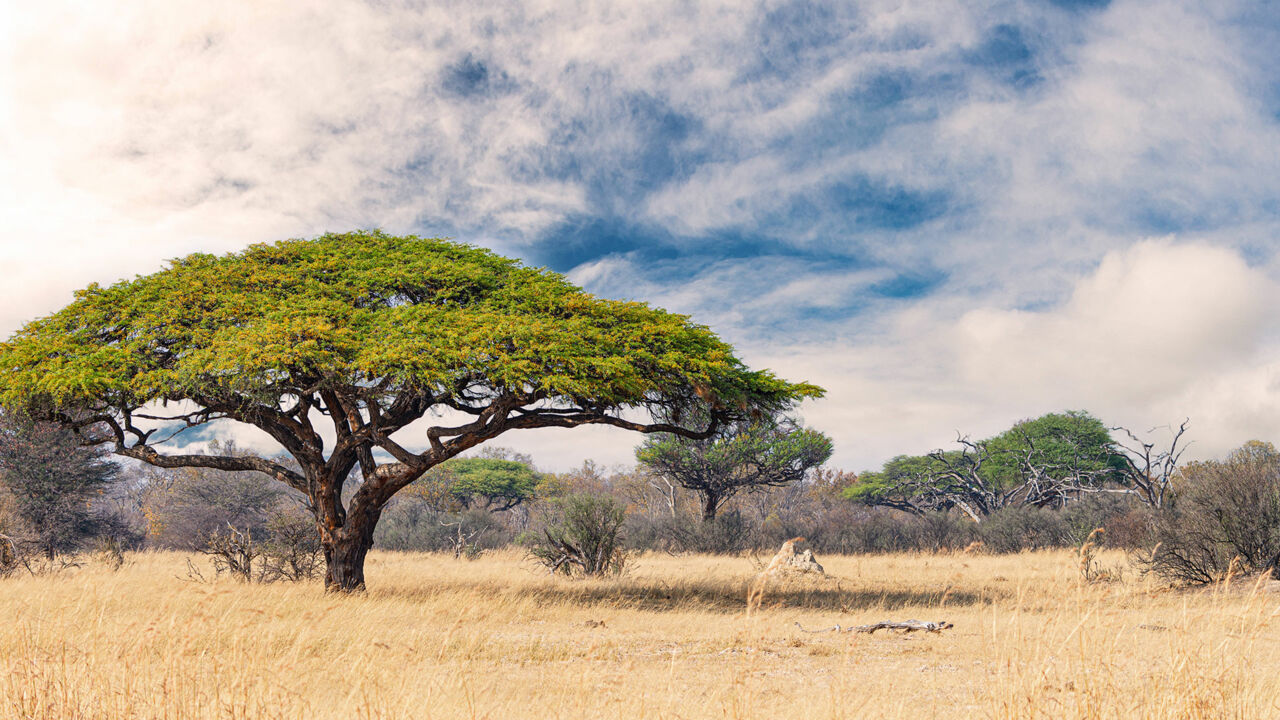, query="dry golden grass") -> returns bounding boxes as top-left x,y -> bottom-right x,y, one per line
1,548 -> 1278,719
